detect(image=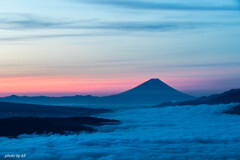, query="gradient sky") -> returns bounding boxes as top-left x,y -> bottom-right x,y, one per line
0,0 -> 240,97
